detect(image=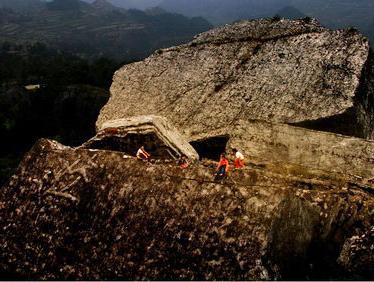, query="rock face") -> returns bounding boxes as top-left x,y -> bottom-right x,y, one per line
82,115 -> 199,160
338,226 -> 374,278
2,18 -> 374,281
98,18 -> 374,139
0,139 -> 373,280
193,120 -> 374,182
